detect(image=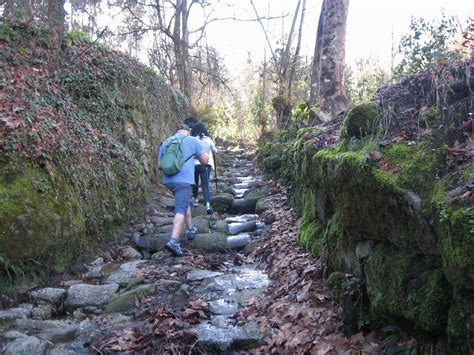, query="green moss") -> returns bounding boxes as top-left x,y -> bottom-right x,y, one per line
421,107 -> 442,128
0,159 -> 86,283
447,293 -> 474,351
383,141 -> 445,197
440,206 -> 474,291
328,272 -> 346,300
297,218 -> 324,256
341,102 -> 381,139
366,245 -> 450,333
